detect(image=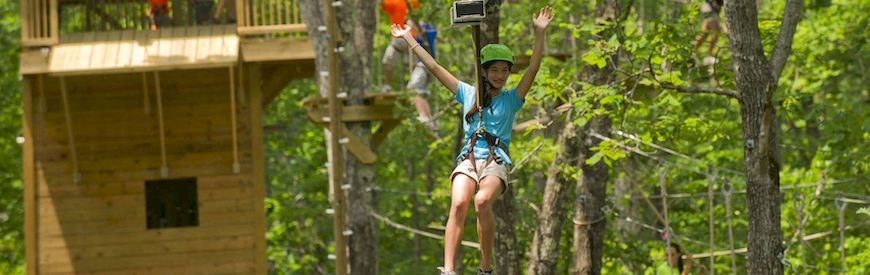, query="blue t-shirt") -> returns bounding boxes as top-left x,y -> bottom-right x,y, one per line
455,81 -> 525,166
